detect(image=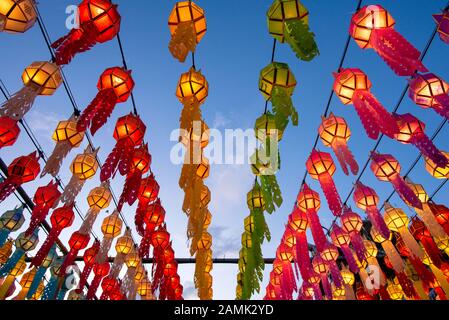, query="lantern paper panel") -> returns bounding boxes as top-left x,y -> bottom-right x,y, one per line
267,0 -> 319,61
434,11 -> 449,44
349,5 -> 427,76
51,0 -> 121,65
168,1 -> 206,62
